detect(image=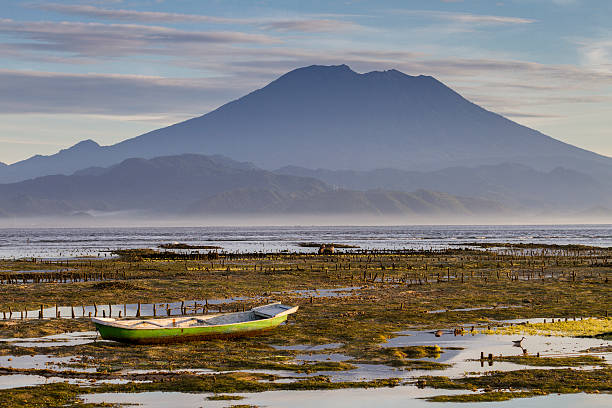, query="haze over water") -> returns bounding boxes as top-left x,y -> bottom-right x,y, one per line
1,225 -> 611,260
